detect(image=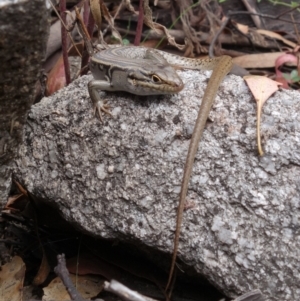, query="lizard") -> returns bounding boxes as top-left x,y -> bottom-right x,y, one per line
88,45 -> 233,292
